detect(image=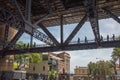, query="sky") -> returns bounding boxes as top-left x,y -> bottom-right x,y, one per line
19,18 -> 120,73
